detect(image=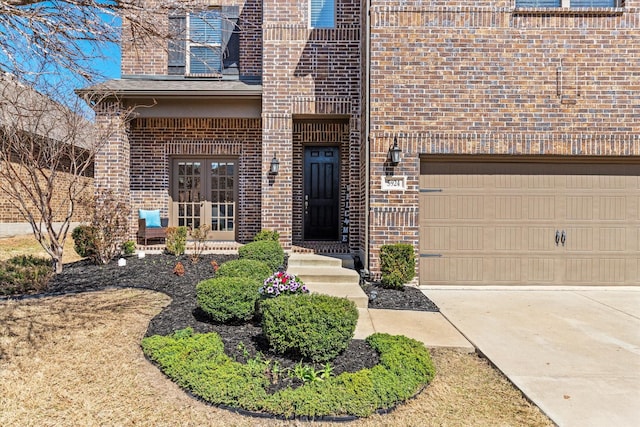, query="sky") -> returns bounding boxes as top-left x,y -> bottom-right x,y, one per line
92,43 -> 121,82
